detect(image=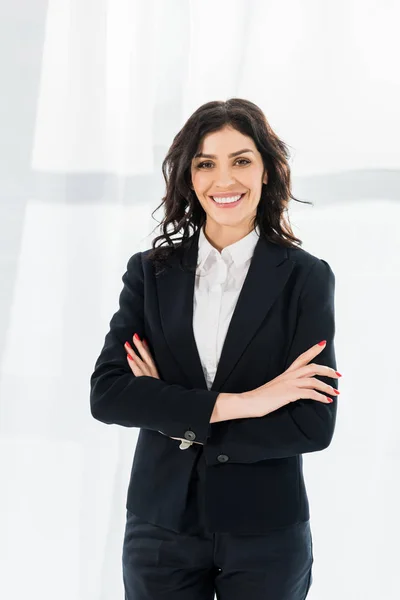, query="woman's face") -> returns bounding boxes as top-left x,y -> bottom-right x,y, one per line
190,125 -> 268,232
